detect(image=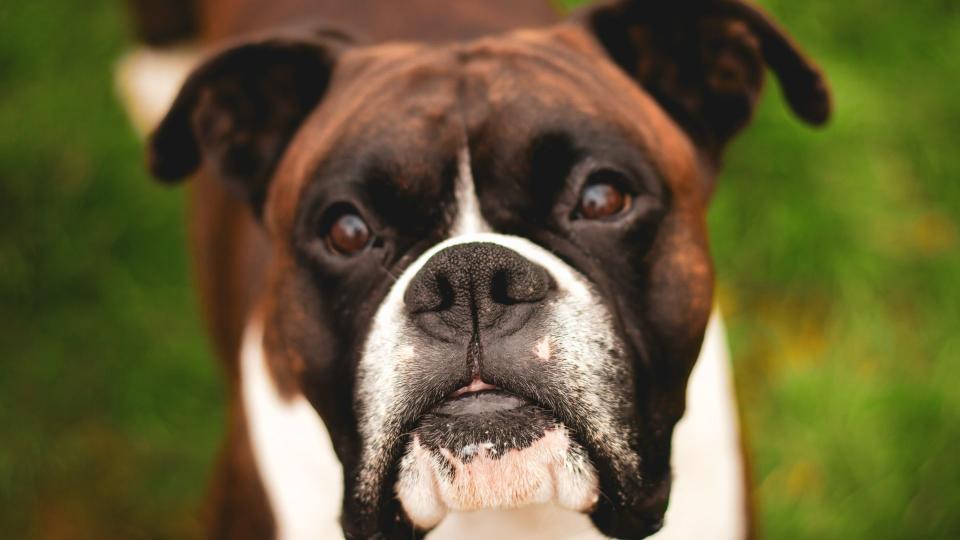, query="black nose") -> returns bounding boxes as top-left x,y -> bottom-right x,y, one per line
404,242 -> 555,334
